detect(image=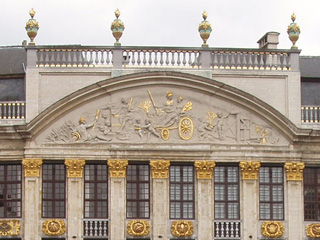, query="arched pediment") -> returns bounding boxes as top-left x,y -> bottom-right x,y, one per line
24,71 -> 299,147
